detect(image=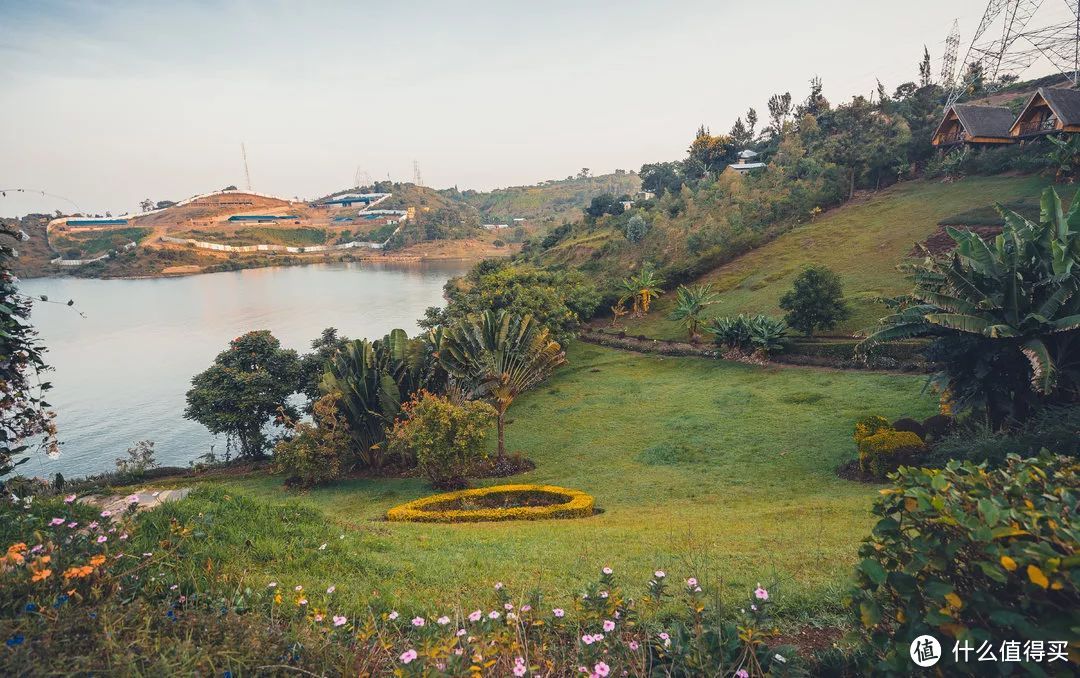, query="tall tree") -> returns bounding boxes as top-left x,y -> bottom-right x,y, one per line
439,311 -> 566,461
918,46 -> 933,88
686,126 -> 734,179
796,76 -> 829,118
746,107 -> 758,137
768,92 -> 793,135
